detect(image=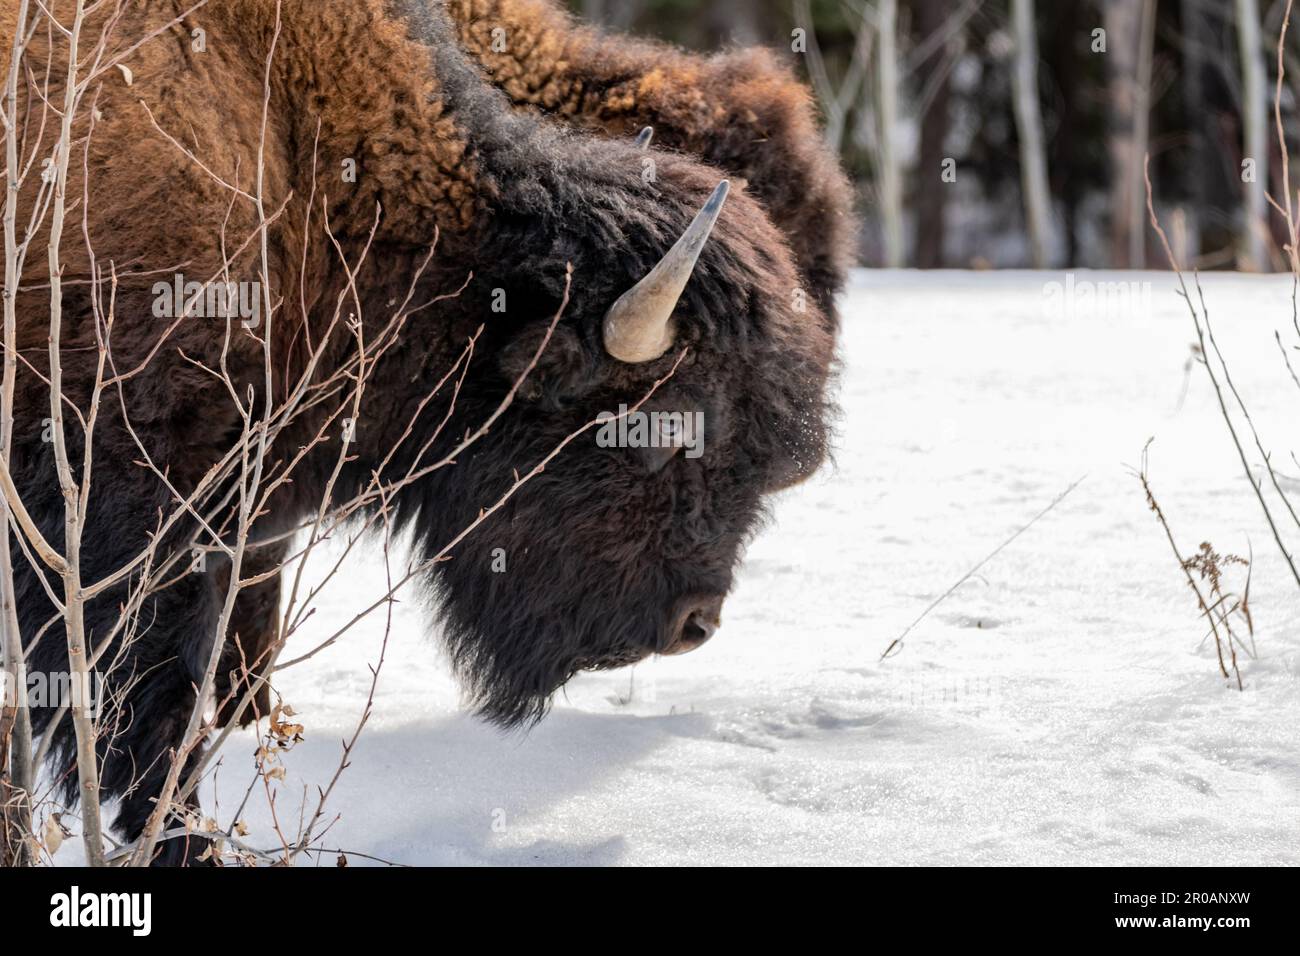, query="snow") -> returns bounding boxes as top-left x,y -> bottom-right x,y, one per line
63,269 -> 1300,865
